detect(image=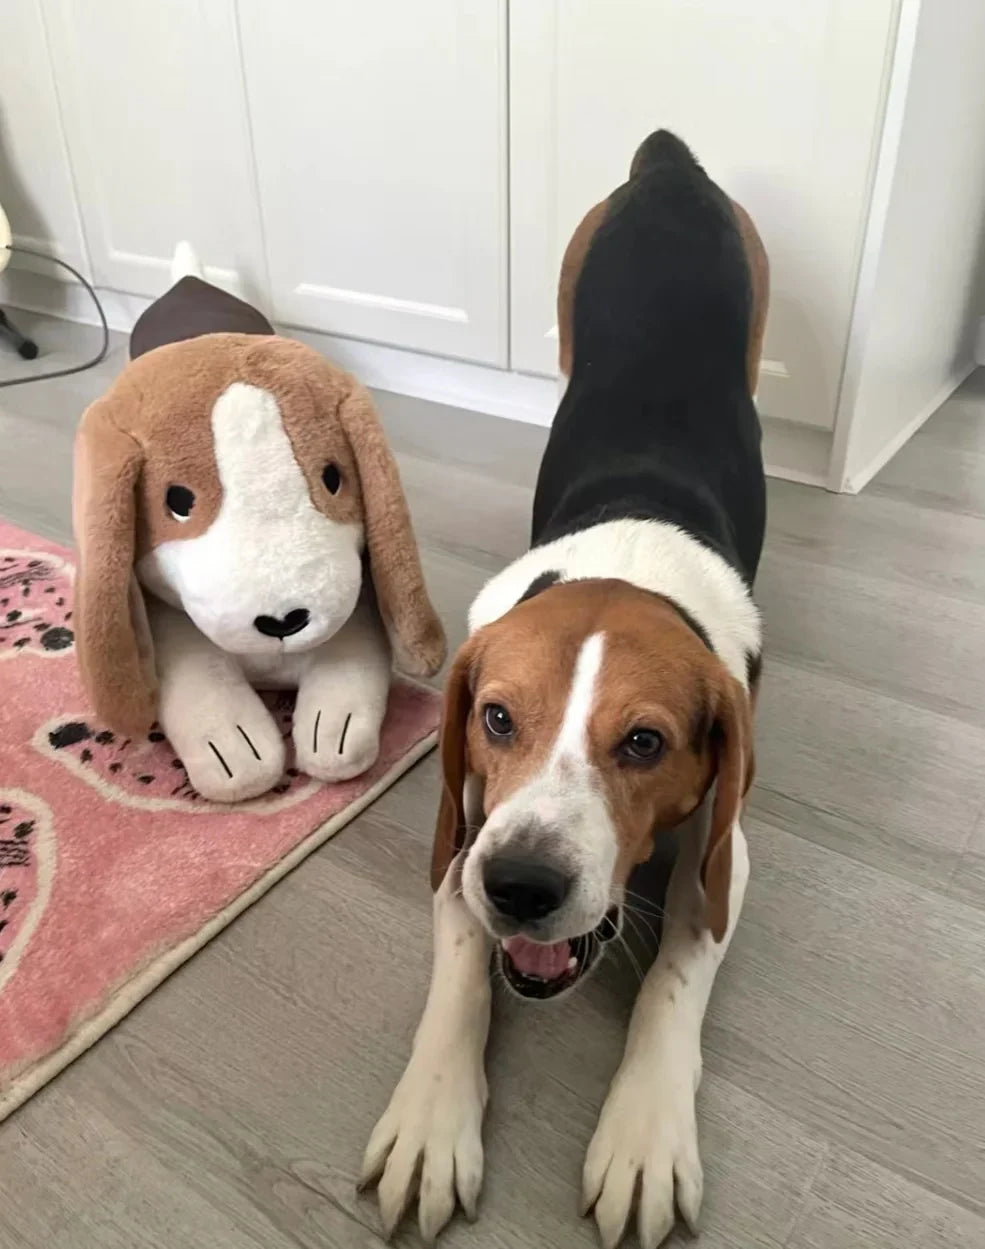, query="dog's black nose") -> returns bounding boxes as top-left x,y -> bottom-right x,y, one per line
253,608 -> 310,639
483,856 -> 570,922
